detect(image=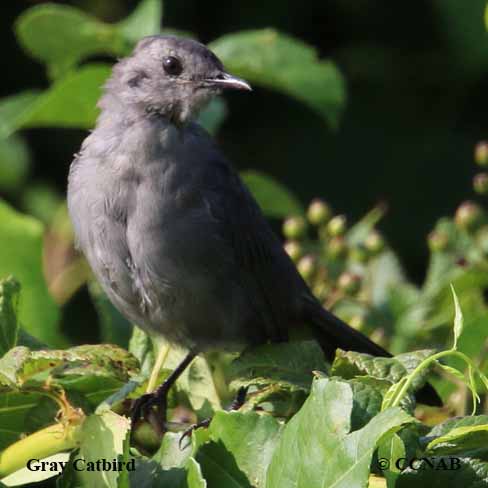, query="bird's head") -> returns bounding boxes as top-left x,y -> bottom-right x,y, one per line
103,35 -> 251,125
